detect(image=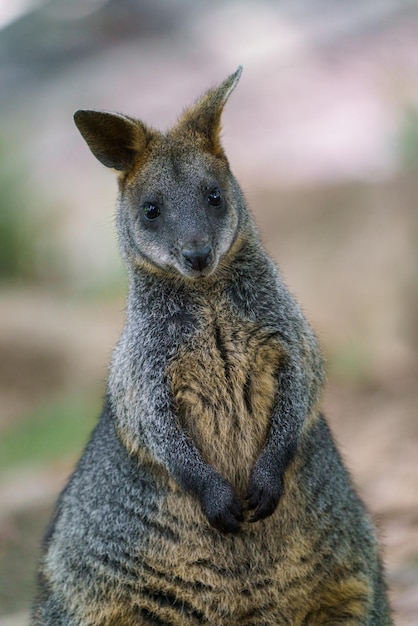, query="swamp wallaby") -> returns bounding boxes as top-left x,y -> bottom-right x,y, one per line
32,67 -> 393,625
